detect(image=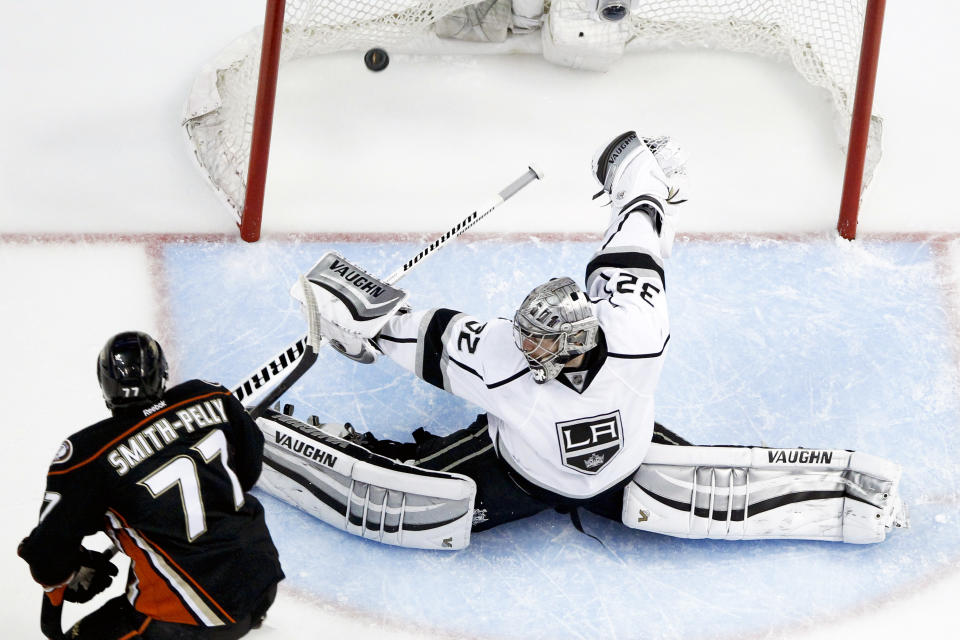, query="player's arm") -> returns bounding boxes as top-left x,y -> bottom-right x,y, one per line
378,308 -> 496,408
585,133 -> 684,332
293,252 -> 502,404
295,252 -> 495,405
586,204 -> 670,352
590,201 -> 665,298
18,463 -> 109,589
